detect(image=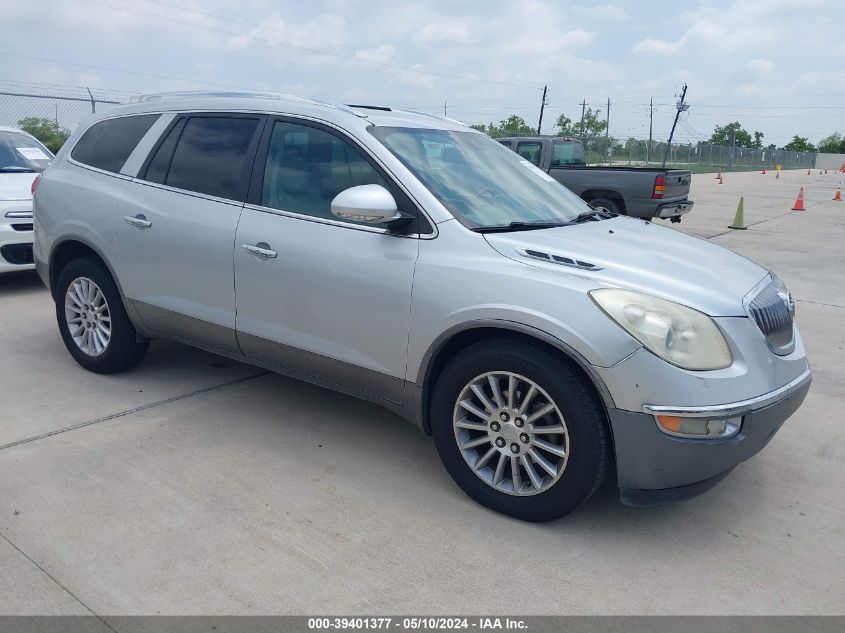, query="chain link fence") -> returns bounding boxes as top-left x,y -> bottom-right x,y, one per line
591,138 -> 817,172
0,90 -> 120,143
